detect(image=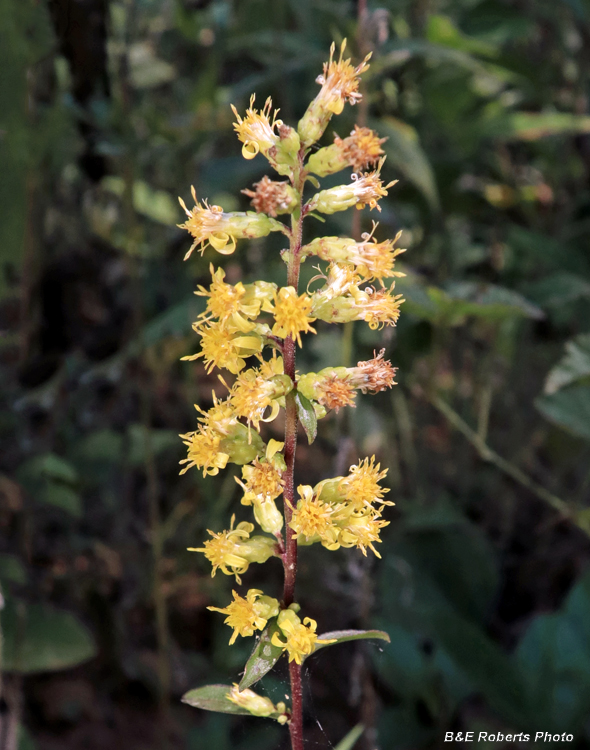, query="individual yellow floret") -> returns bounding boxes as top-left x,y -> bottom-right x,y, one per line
271,287 -> 317,347
208,589 -> 280,644
271,609 -> 336,665
189,517 -> 277,583
289,485 -> 340,548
